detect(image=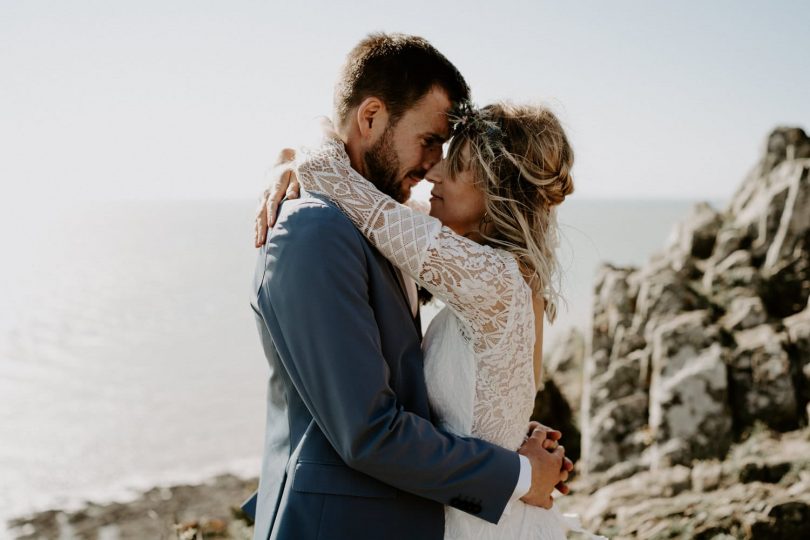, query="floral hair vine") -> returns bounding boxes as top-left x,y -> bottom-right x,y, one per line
448,100 -> 504,149
448,100 -> 503,144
